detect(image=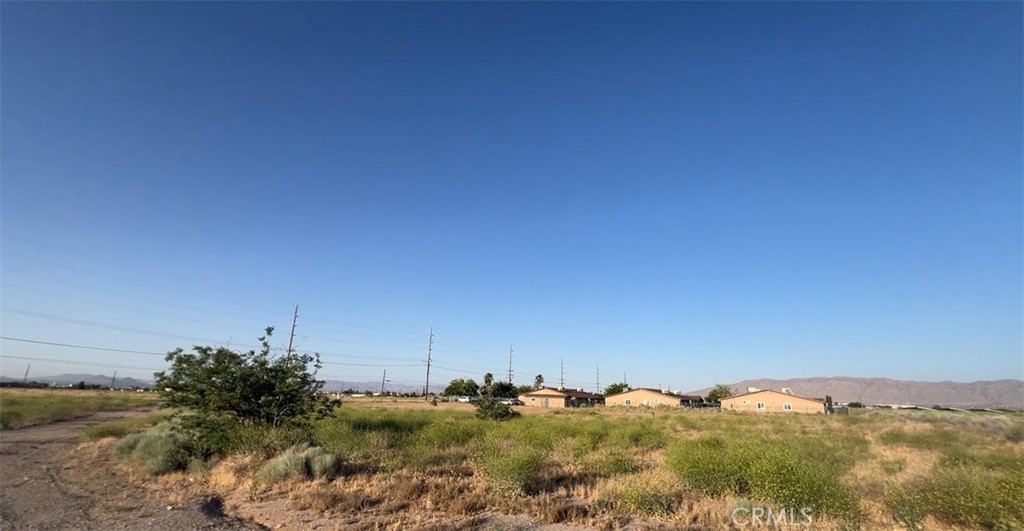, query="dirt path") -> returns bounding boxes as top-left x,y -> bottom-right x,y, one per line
0,409 -> 262,531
